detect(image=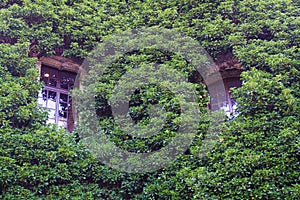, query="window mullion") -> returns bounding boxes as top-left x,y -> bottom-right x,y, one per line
55,91 -> 59,125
